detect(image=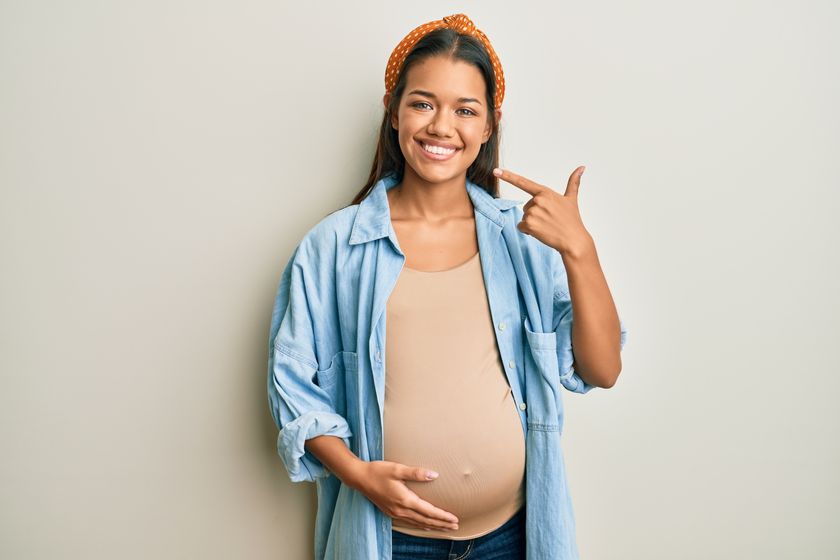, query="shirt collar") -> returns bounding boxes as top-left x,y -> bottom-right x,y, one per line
349,173 -> 520,245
